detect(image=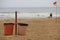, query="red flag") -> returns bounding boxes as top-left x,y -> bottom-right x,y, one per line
53,1 -> 57,6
